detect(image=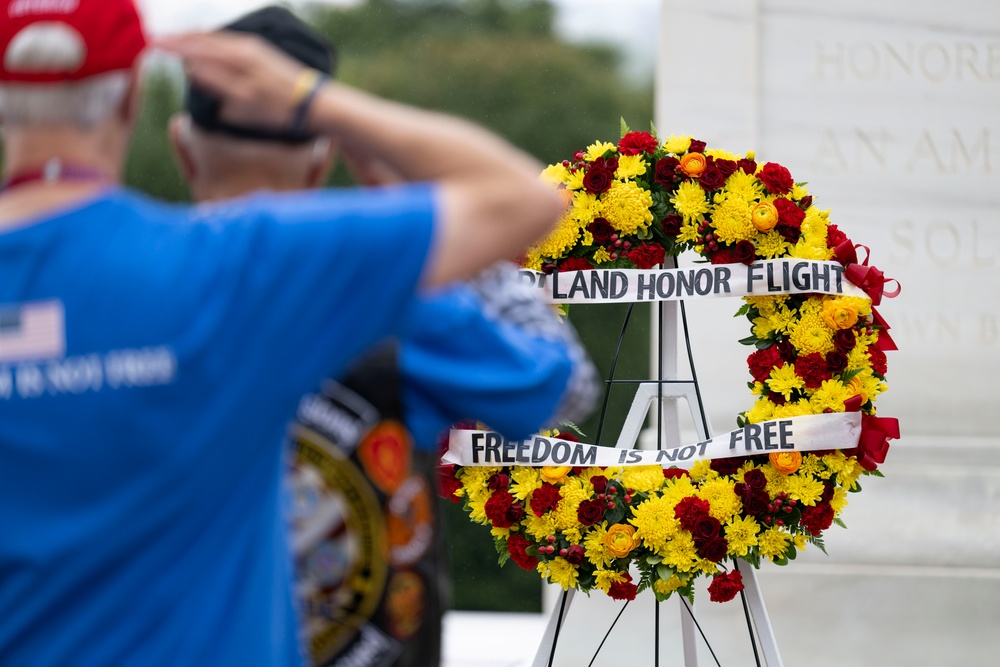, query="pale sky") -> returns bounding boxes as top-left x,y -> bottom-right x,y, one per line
137,0 -> 660,78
